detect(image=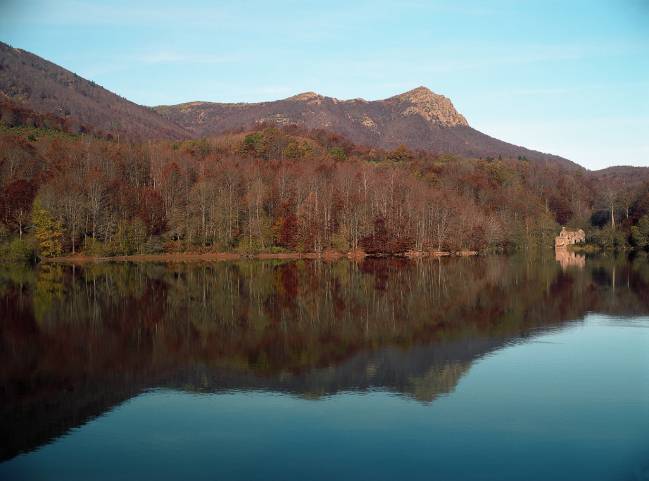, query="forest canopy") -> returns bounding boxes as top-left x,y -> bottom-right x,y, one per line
0,120 -> 645,260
